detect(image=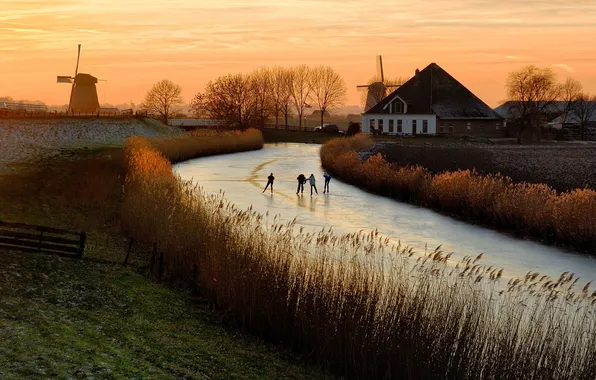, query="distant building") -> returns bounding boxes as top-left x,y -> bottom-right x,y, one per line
99,107 -> 120,115
495,101 -> 596,140
309,110 -> 331,119
362,63 -> 503,136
